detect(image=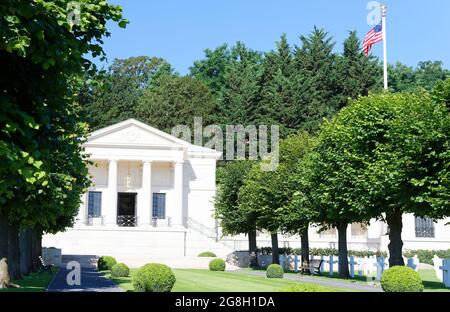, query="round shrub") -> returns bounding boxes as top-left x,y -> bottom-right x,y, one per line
132,263 -> 176,292
198,251 -> 217,257
209,258 -> 226,271
111,263 -> 130,278
266,264 -> 284,278
97,256 -> 117,271
381,266 -> 424,292
279,284 -> 331,292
